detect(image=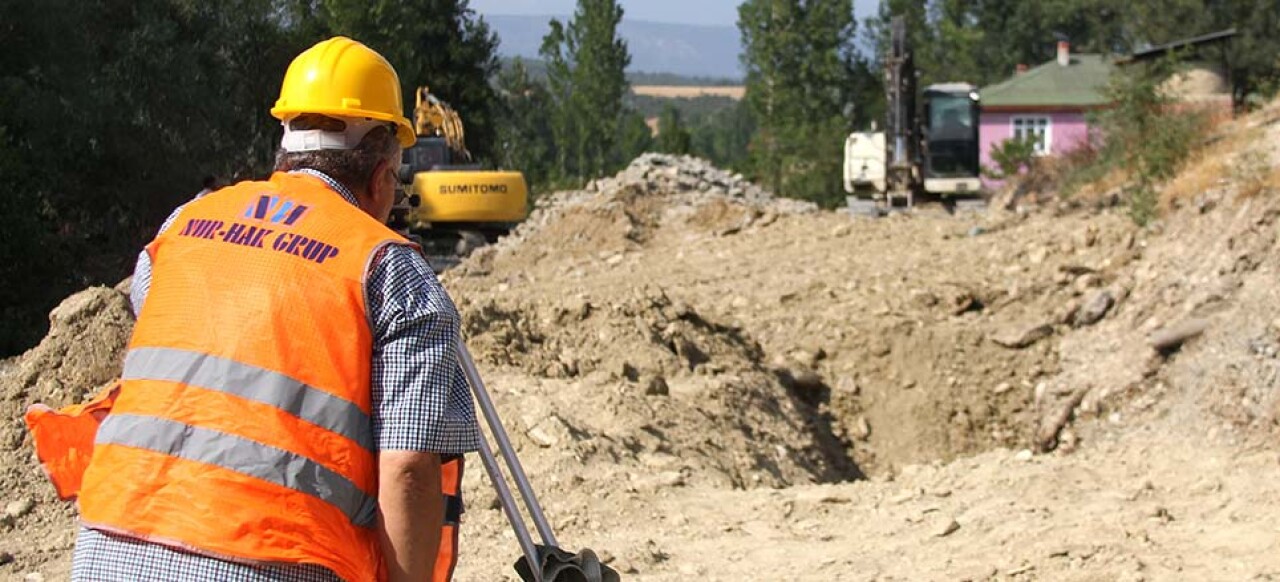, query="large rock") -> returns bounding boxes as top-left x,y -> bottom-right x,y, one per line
1073,290 -> 1115,327
1148,319 -> 1210,353
991,323 -> 1054,349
